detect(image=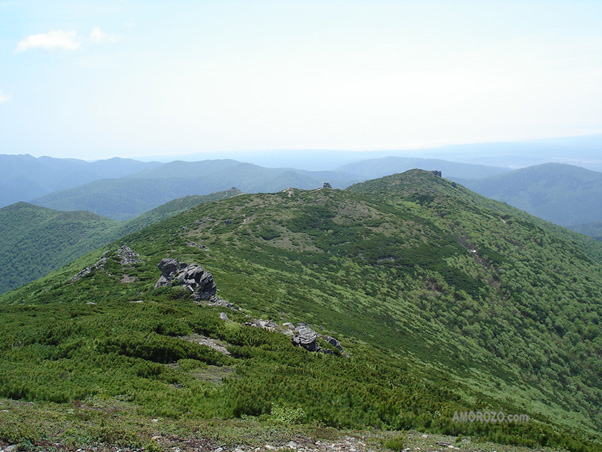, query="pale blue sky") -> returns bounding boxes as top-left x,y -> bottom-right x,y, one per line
1,0 -> 602,159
